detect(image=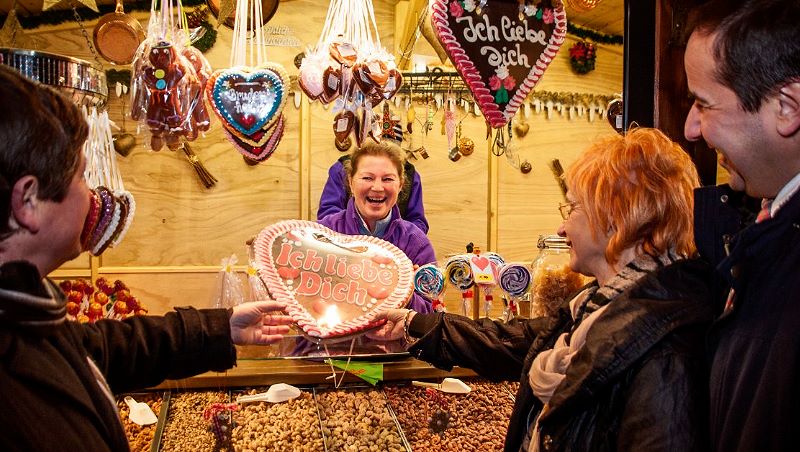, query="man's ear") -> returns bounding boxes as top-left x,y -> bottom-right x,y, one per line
10,176 -> 42,233
776,82 -> 800,138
